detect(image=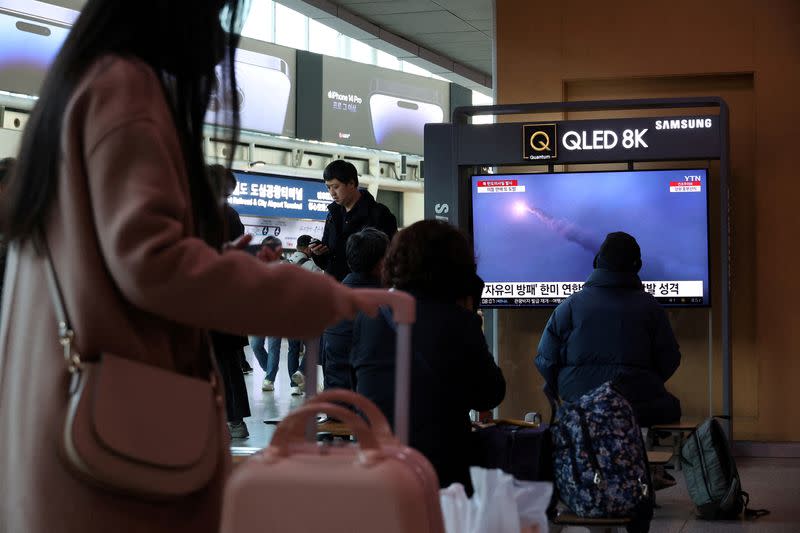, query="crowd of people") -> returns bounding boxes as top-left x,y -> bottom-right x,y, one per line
0,0 -> 682,530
